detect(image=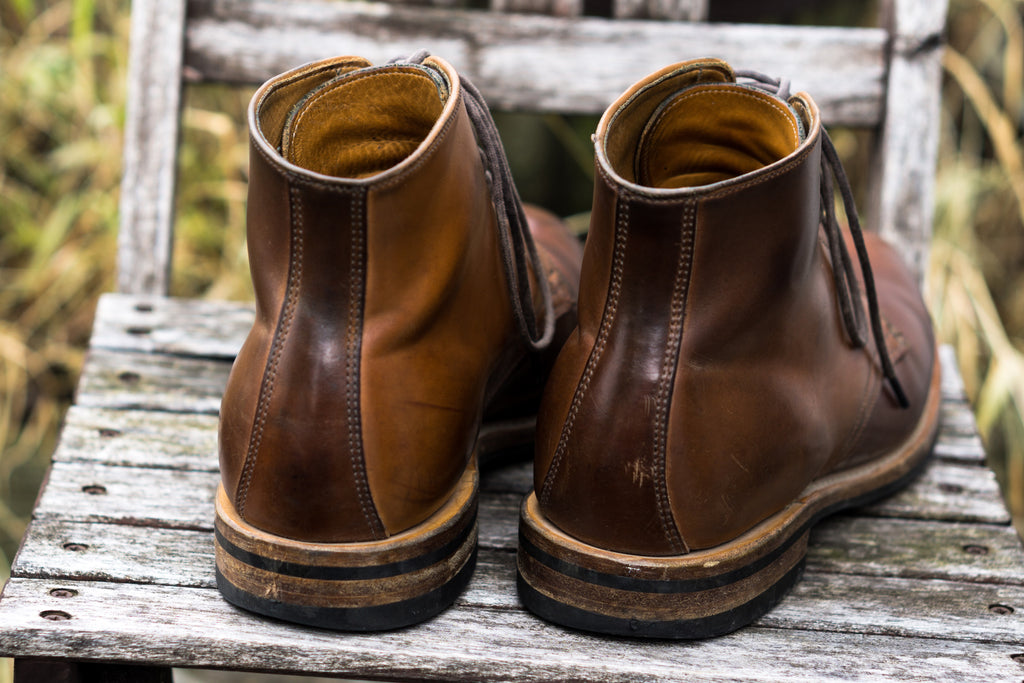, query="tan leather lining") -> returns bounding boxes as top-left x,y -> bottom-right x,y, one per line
636,85 -> 800,189
280,68 -> 446,179
603,62 -> 732,183
255,58 -> 372,149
